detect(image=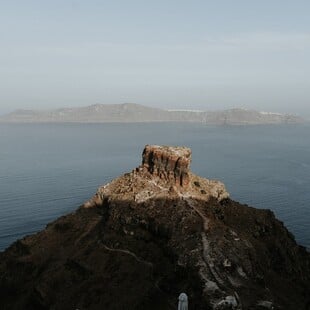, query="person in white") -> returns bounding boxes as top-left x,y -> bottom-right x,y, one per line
178,292 -> 188,310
